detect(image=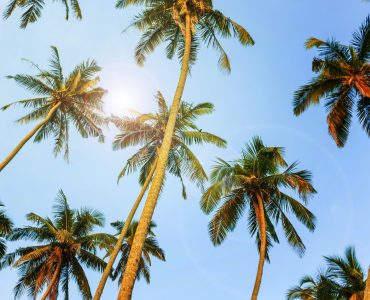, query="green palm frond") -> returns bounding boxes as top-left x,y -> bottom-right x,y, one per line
119,0 -> 253,70
104,220 -> 165,285
4,0 -> 83,28
2,47 -> 107,162
2,190 -> 108,299
294,16 -> 370,147
203,136 -> 316,261
112,93 -> 225,198
287,247 -> 365,299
